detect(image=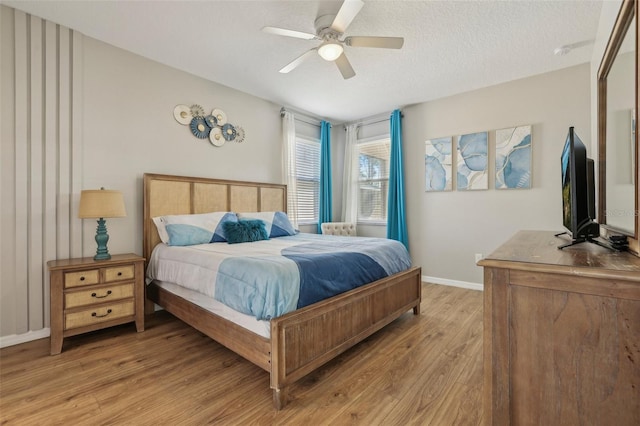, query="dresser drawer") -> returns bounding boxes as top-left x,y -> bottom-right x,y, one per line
64,283 -> 134,309
64,269 -> 100,288
65,300 -> 134,330
104,265 -> 134,282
